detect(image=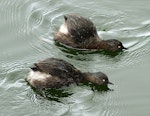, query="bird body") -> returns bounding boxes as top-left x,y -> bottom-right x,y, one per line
27,58 -> 112,89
